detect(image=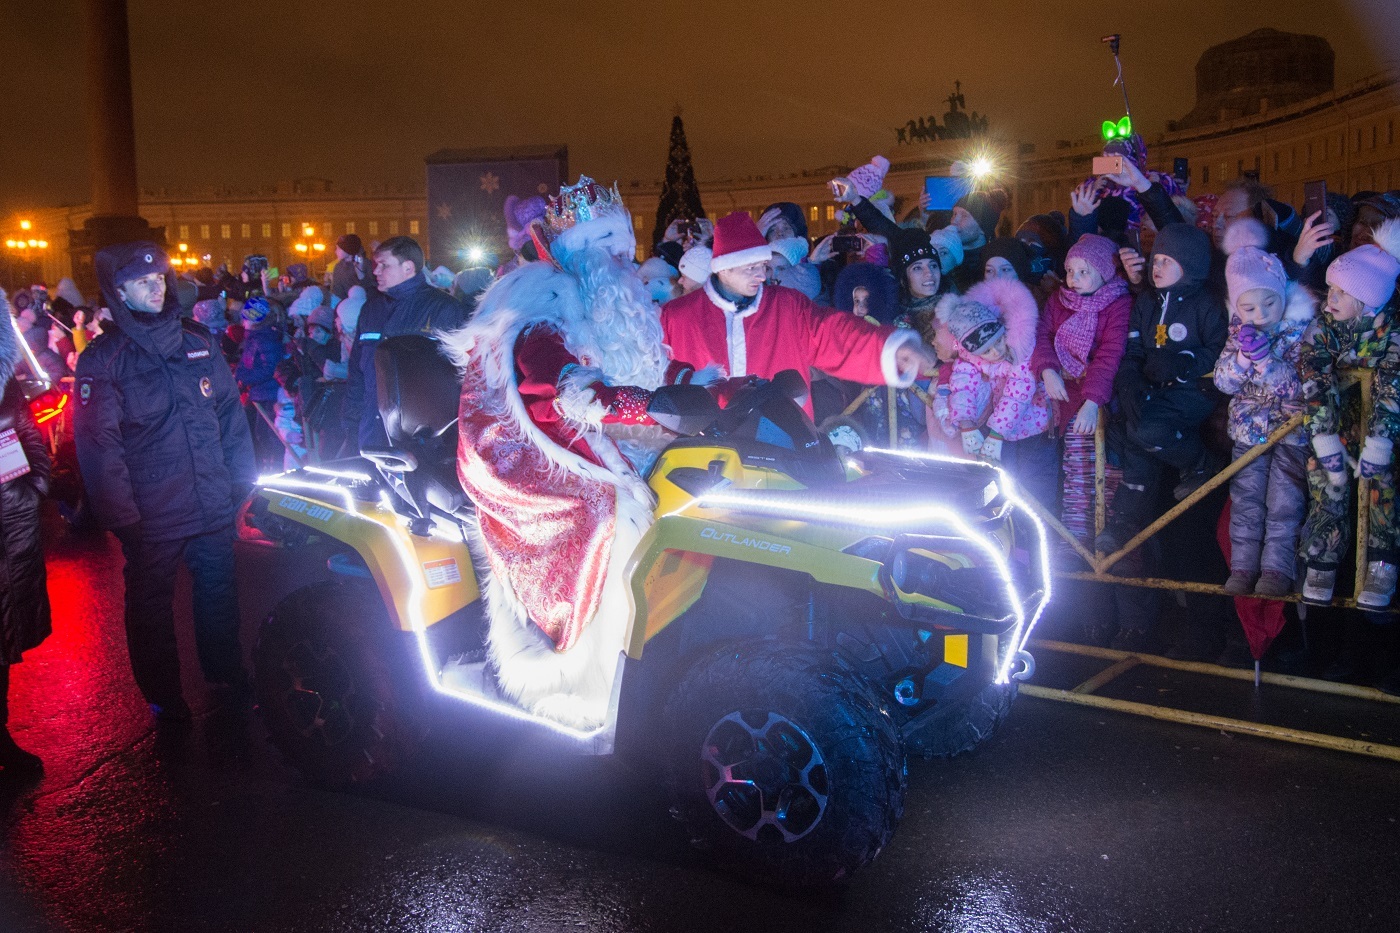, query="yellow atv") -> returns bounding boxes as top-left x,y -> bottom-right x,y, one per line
243,335 -> 1048,886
